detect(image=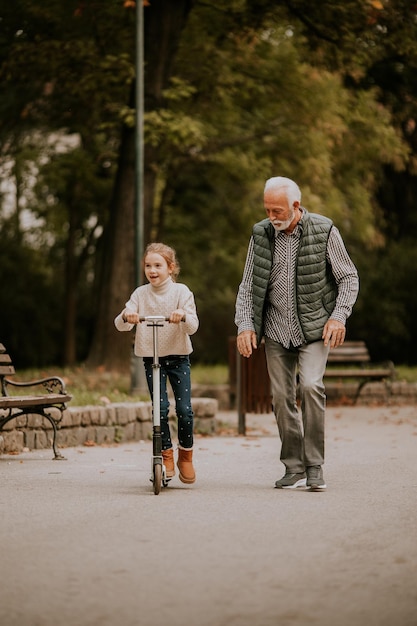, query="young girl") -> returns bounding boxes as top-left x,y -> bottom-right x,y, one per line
114,243 -> 199,484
